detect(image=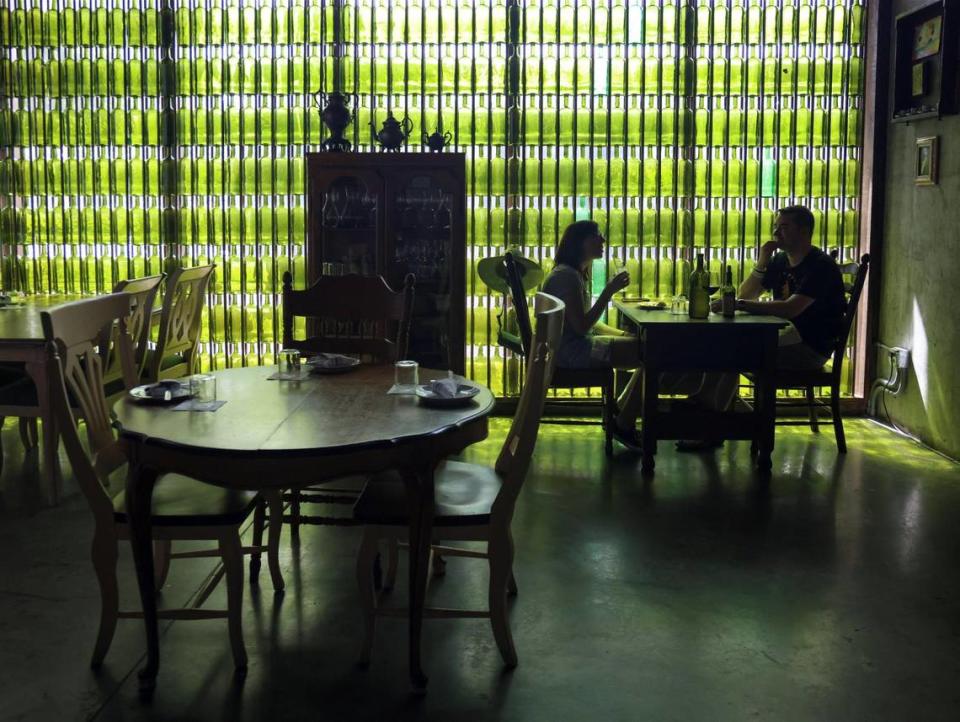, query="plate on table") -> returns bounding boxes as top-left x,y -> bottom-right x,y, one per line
305,355 -> 361,375
128,381 -> 193,404
636,300 -> 667,311
414,382 -> 481,408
